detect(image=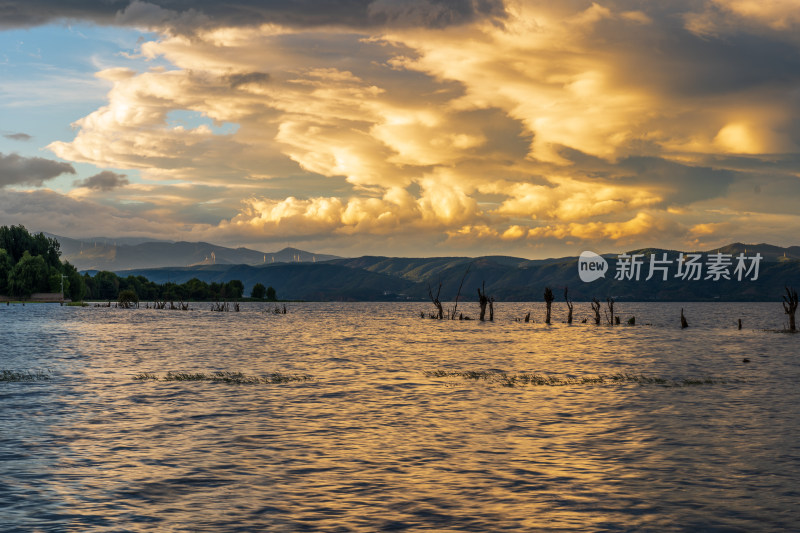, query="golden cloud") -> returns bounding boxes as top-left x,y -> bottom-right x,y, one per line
40,2 -> 800,255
